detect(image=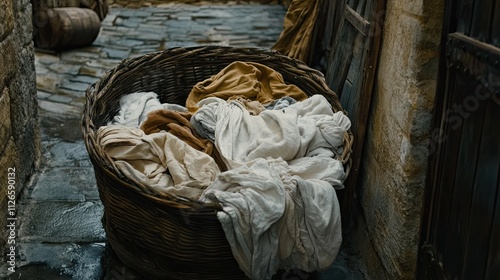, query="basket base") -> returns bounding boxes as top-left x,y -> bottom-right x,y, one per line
102,243 -> 319,280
